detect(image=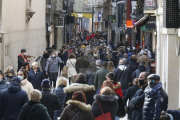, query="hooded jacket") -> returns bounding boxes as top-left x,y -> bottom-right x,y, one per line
17,101 -> 51,120
143,82 -> 168,120
137,55 -> 149,68
92,94 -> 119,120
54,85 -> 66,120
114,64 -> 132,89
40,89 -> 61,120
132,65 -> 147,81
0,78 -> 10,92
28,68 -> 45,91
60,100 -> 94,120
63,82 -> 95,108
167,110 -> 180,120
0,81 -> 28,120
20,78 -> 34,100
